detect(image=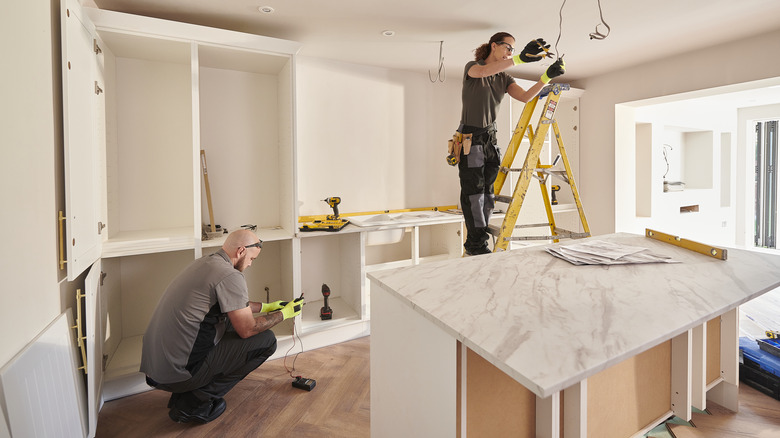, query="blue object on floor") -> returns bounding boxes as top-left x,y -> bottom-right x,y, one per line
741,336 -> 780,378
